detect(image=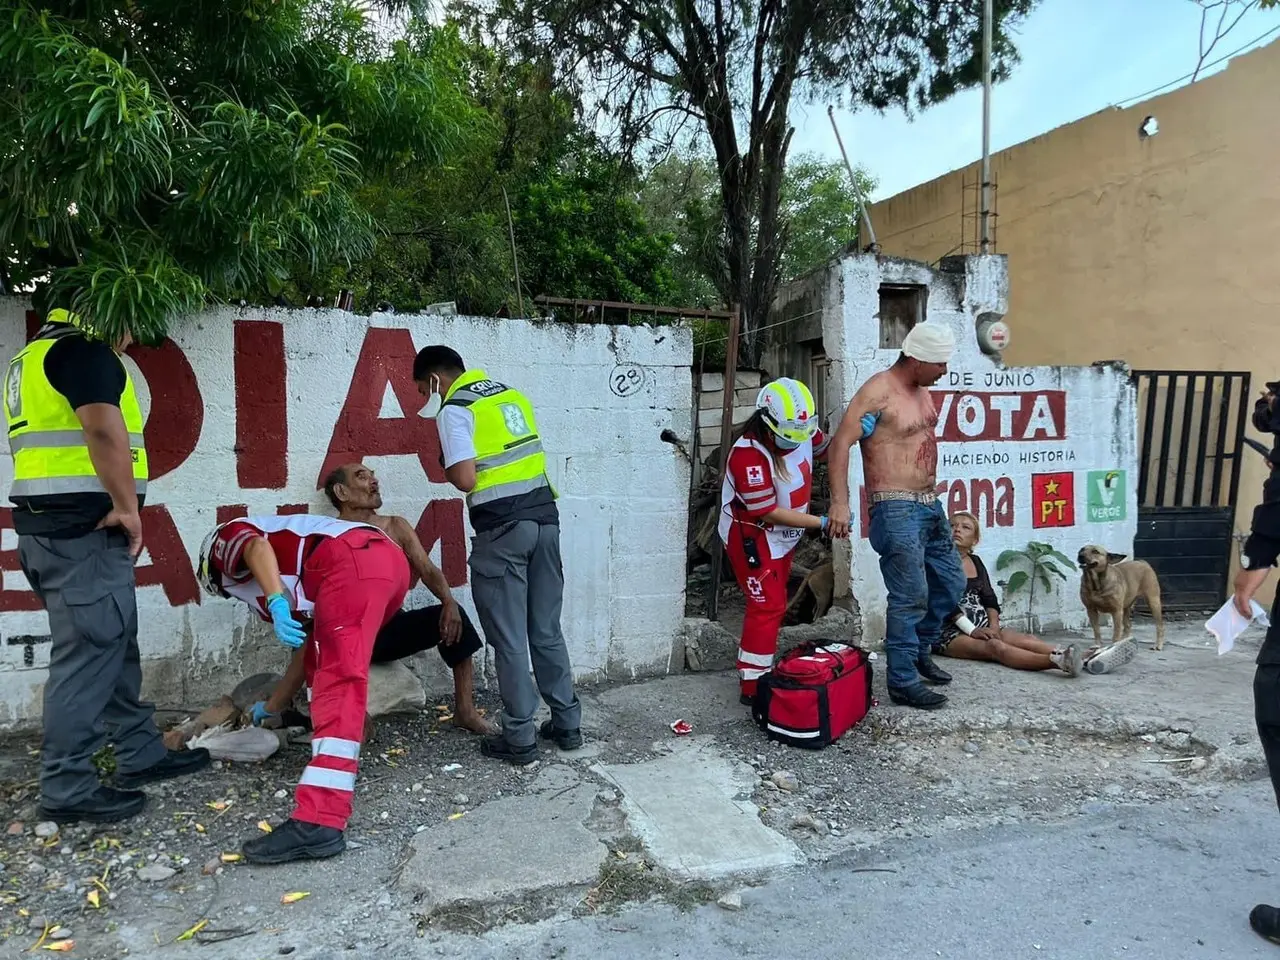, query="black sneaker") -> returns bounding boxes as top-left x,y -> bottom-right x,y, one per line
916,656 -> 953,685
1251,904 -> 1280,945
115,748 -> 211,789
887,684 -> 948,710
739,694 -> 754,707
538,720 -> 584,751
480,734 -> 540,766
38,785 -> 146,824
242,819 -> 345,865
